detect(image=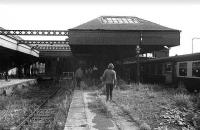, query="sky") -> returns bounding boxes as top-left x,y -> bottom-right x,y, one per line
0,1 -> 200,56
